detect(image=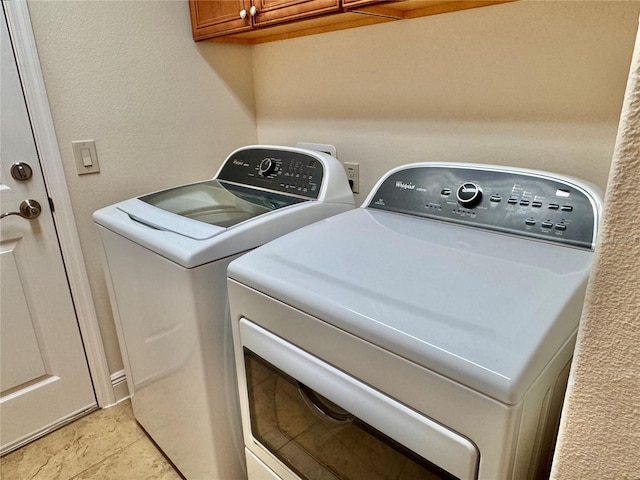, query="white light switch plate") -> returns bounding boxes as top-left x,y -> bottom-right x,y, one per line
72,140 -> 100,175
